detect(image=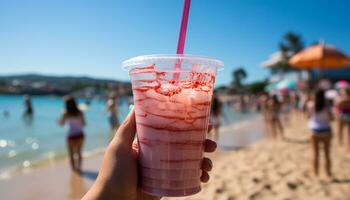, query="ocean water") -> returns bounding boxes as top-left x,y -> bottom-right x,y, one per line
0,95 -> 258,177
0,95 -> 130,176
